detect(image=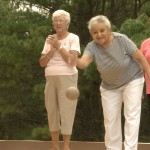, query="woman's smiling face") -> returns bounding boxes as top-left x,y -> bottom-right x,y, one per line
90,22 -> 112,47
